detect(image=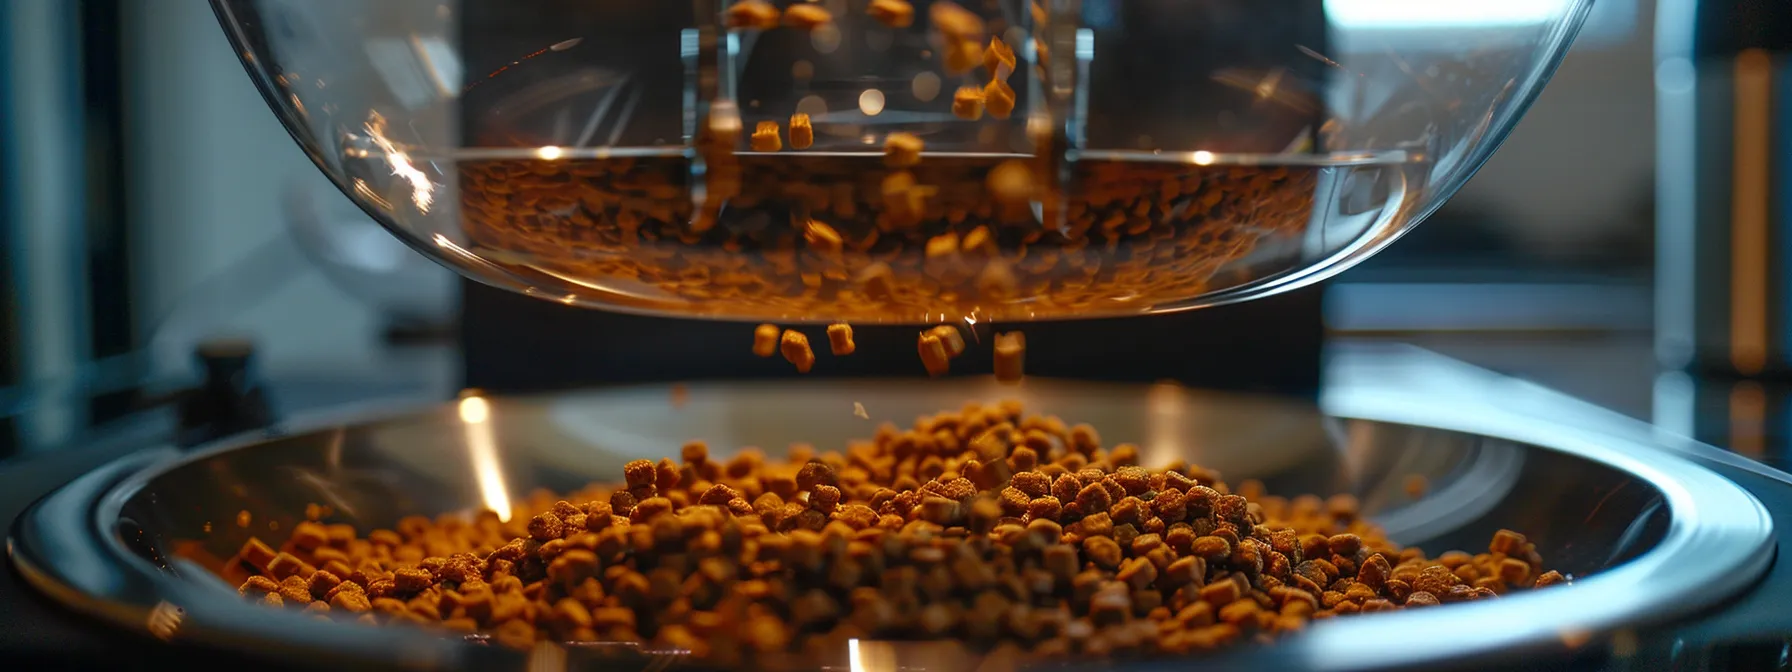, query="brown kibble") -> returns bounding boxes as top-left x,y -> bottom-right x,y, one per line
930,1 -> 985,42
1075,481 -> 1112,513
952,86 -> 985,121
983,80 -> 1016,120
1199,579 -> 1242,606
884,133 -> 924,169
1192,536 -> 1231,560
1497,558 -> 1533,586
827,323 -> 855,356
1084,536 -> 1123,569
752,121 -> 782,152
789,113 -> 814,150
803,219 -> 843,255
782,3 -> 834,30
868,0 -> 915,28
1489,529 -> 1528,555
993,332 -> 1025,383
943,38 -> 984,76
267,553 -> 313,580
797,461 -> 838,491
781,330 -> 816,373
725,0 -> 781,30
928,325 -> 967,358
753,324 -> 781,358
984,37 -> 1016,79
1118,556 -> 1158,590
856,261 -> 896,301
623,459 -> 656,489
918,333 -> 951,377
235,395 -> 1559,658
